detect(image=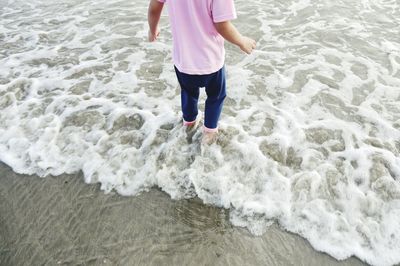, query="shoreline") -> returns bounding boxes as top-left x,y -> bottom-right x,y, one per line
0,162 -> 366,265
